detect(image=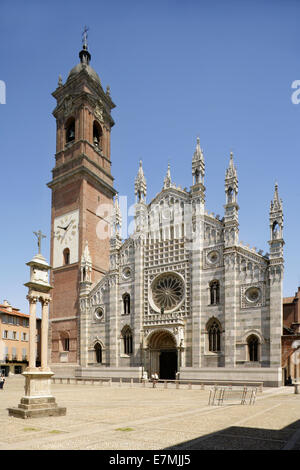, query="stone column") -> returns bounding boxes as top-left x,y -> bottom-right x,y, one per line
109,273 -> 119,367
269,265 -> 283,369
8,249 -> 66,418
41,298 -> 51,371
224,252 -> 237,367
133,235 -> 144,368
190,214 -> 203,369
27,294 -> 38,371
